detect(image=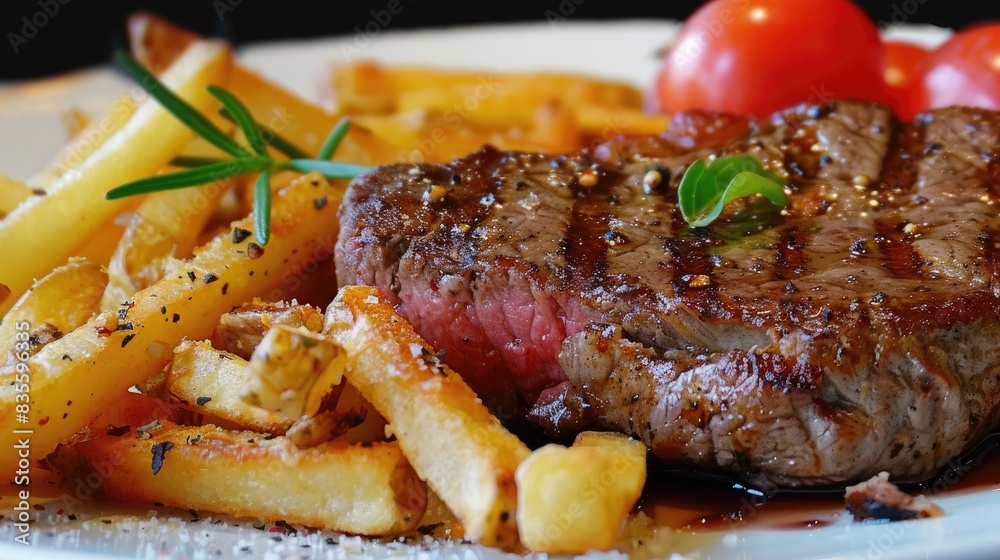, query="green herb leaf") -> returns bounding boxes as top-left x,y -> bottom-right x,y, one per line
253,168 -> 272,245
218,108 -> 311,160
283,160 -> 370,179
105,158 -> 270,200
678,154 -> 787,228
170,156 -> 227,168
317,118 -> 351,160
114,51 -> 249,159
208,85 -> 267,156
